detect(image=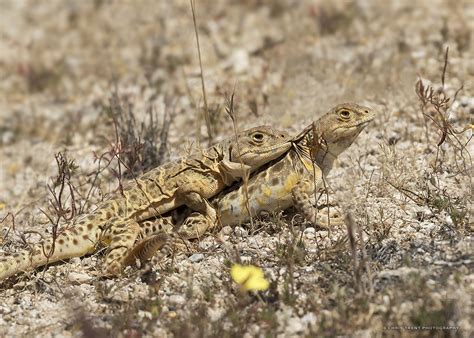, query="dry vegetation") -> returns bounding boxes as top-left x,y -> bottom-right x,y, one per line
0,0 -> 472,337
